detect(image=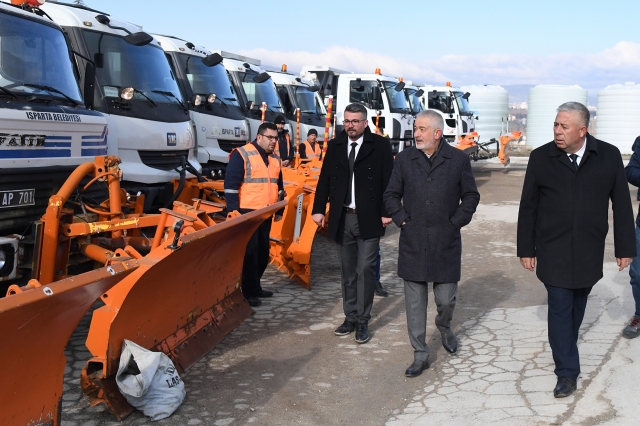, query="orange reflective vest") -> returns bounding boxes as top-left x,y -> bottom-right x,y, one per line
274,133 -> 290,160
231,143 -> 281,209
301,140 -> 321,160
